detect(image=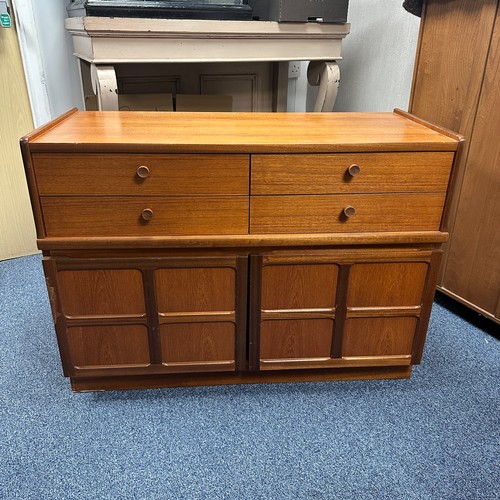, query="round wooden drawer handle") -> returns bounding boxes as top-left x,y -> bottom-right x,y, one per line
141,208 -> 154,221
136,165 -> 150,179
343,206 -> 356,218
347,164 -> 361,177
